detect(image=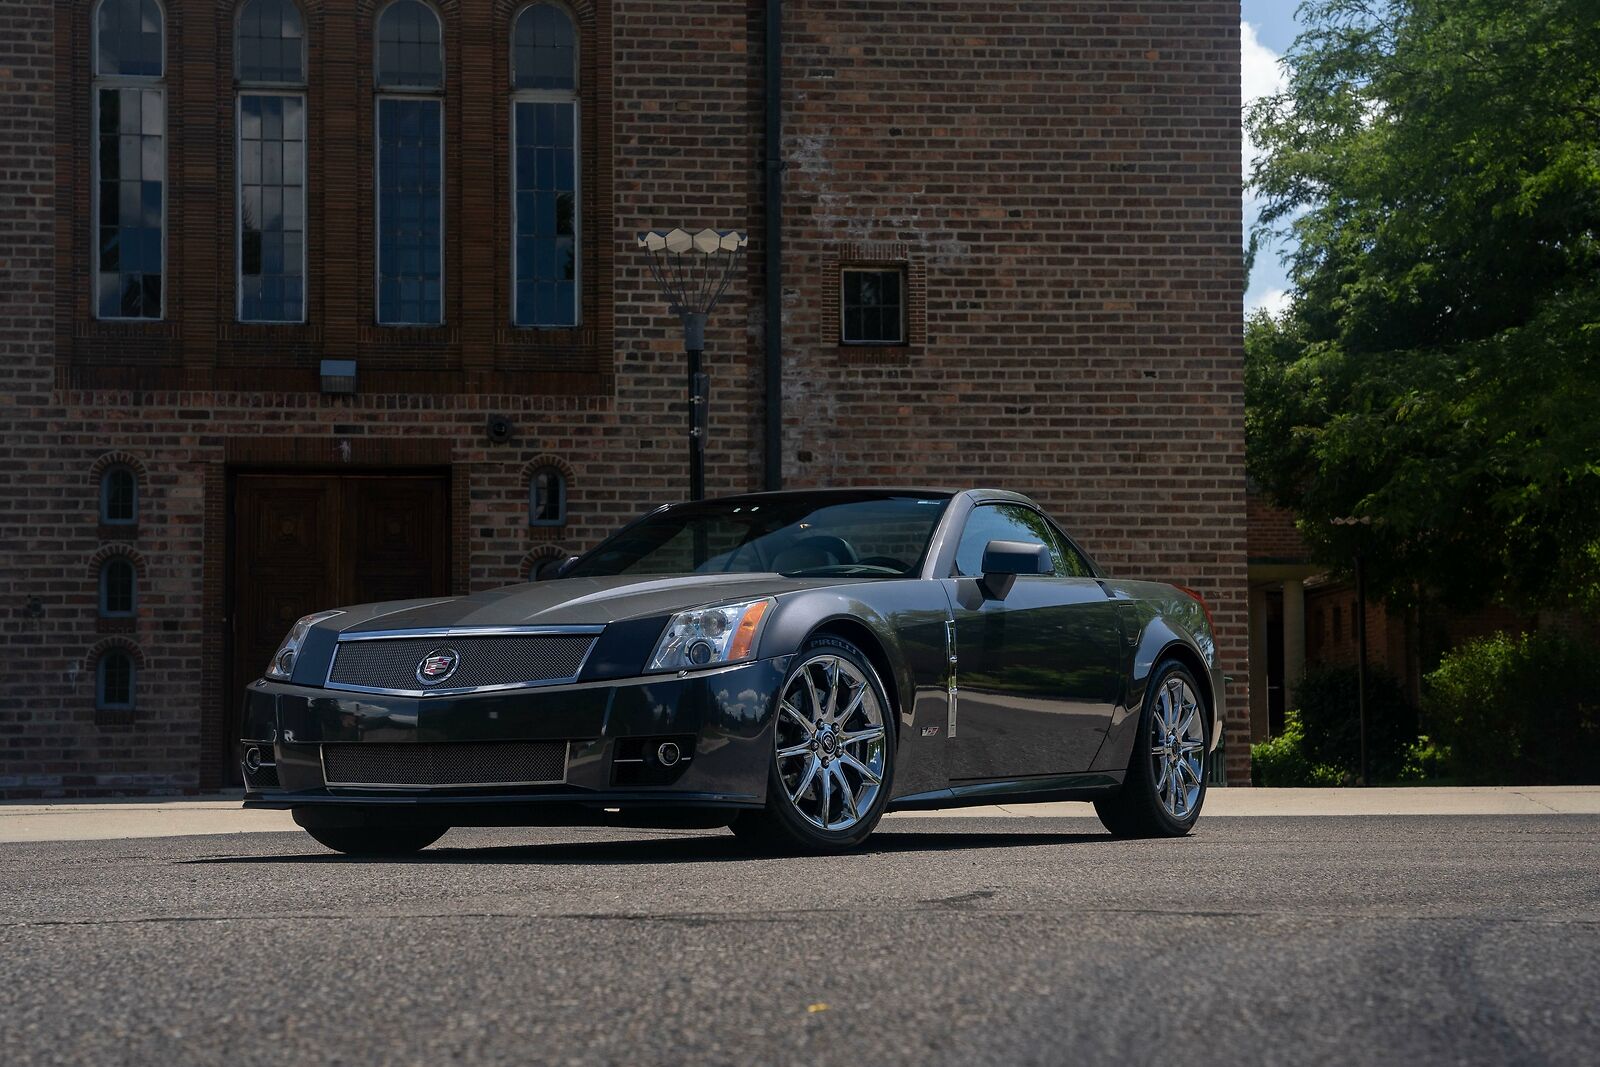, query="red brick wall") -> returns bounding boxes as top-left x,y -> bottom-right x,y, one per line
1247,493 -> 1309,563
0,0 -> 1247,796
775,2 -> 1249,777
